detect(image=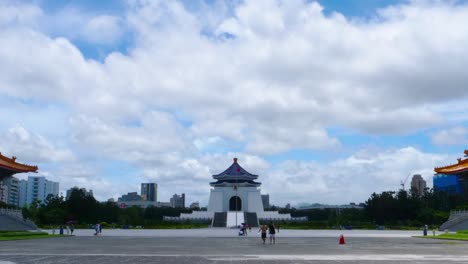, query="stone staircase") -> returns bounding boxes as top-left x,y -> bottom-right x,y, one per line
439,210 -> 468,231
226,212 -> 244,228
244,212 -> 259,228
0,208 -> 37,231
211,212 -> 227,227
